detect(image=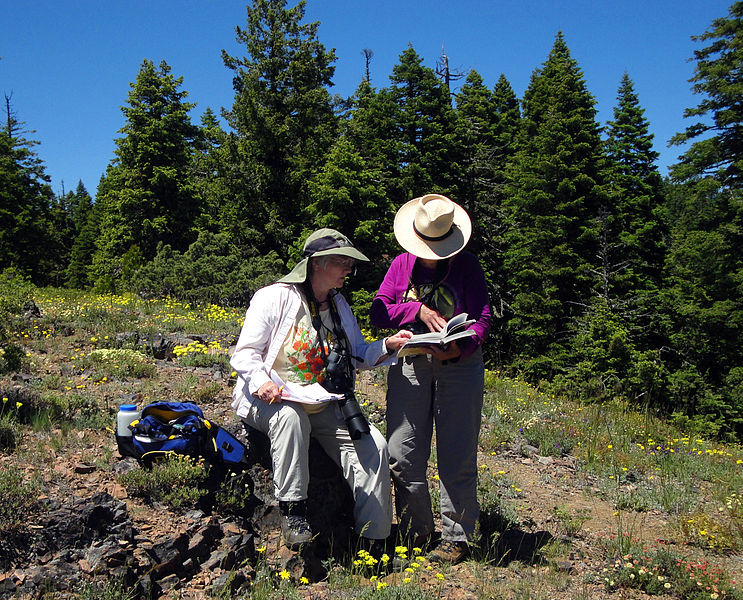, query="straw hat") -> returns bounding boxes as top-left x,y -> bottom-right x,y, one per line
393,194 -> 471,260
278,228 -> 369,284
